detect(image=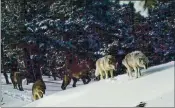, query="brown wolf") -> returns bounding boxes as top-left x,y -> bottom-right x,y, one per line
61,58 -> 94,90
10,72 -> 25,91
32,79 -> 46,101
122,51 -> 149,79
95,55 -> 116,80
